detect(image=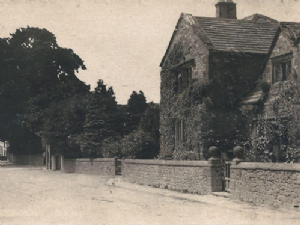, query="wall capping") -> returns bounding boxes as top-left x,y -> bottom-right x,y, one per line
64,158 -> 116,162
231,162 -> 300,172
123,159 -> 220,167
